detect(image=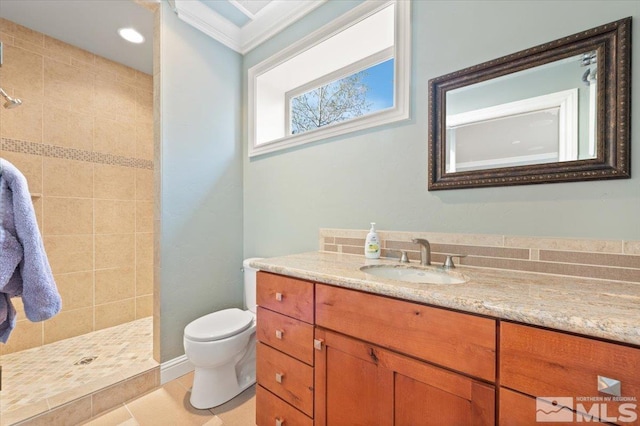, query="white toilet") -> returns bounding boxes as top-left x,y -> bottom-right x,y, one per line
183,258 -> 261,409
